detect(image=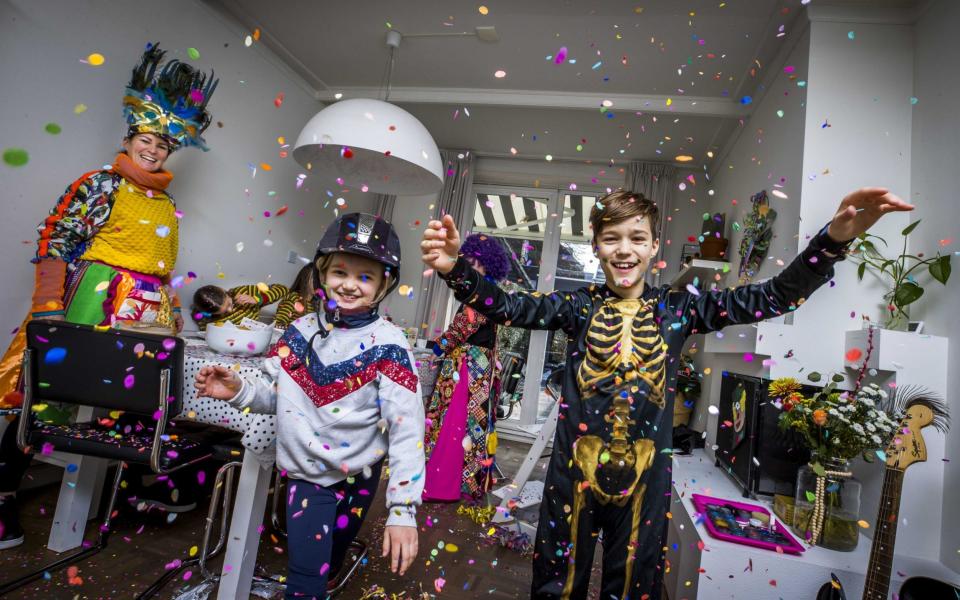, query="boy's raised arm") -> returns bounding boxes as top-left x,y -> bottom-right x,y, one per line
422,215 -> 589,333
680,188 -> 914,336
